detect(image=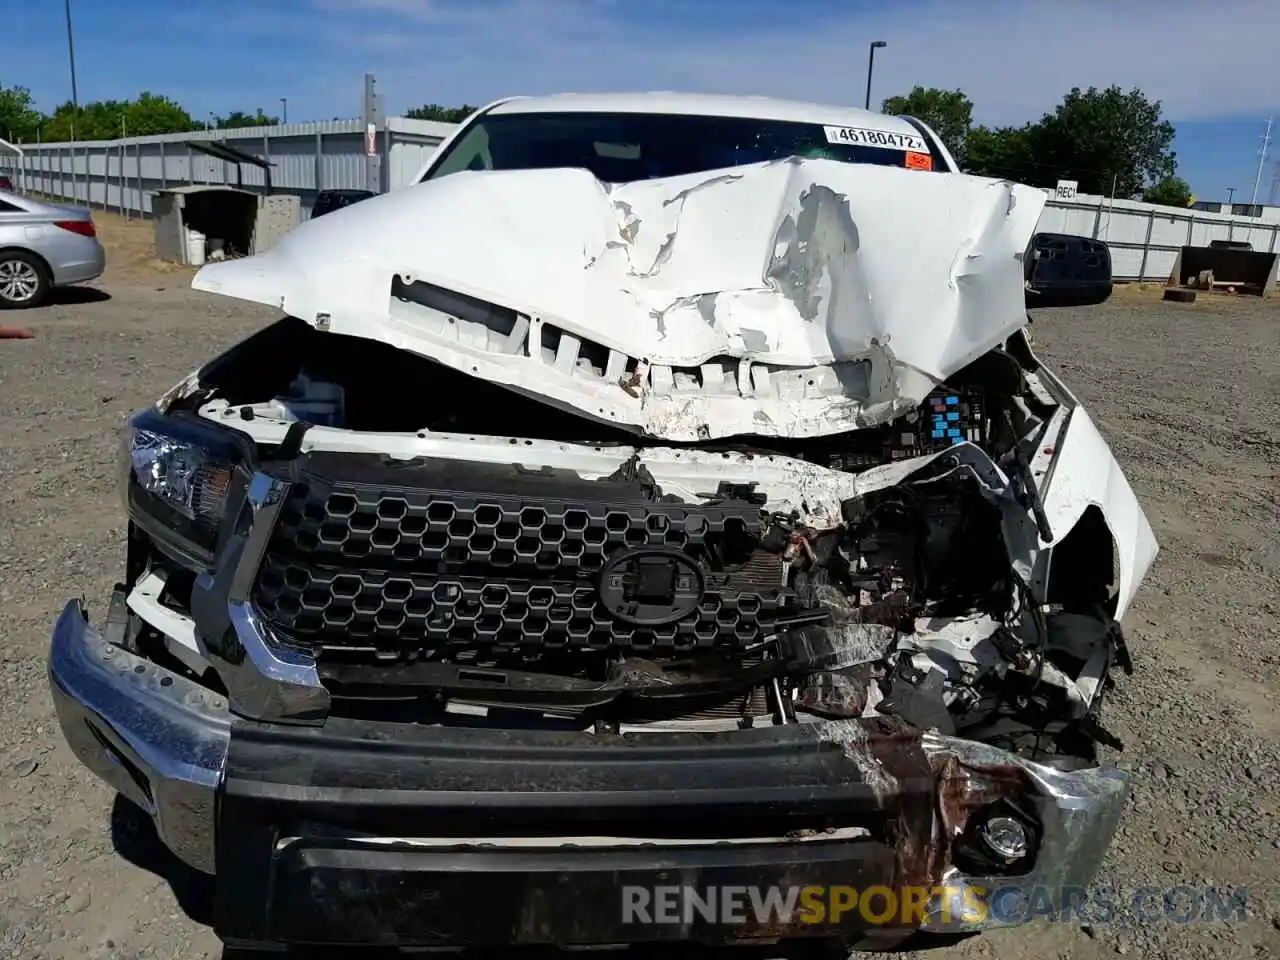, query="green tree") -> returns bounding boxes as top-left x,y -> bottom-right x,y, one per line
41,100 -> 119,141
215,109 -> 280,129
122,92 -> 198,136
965,124 -> 1039,180
0,84 -> 43,142
881,86 -> 973,165
406,103 -> 476,123
1025,85 -> 1176,197
41,92 -> 197,141
1142,176 -> 1193,207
